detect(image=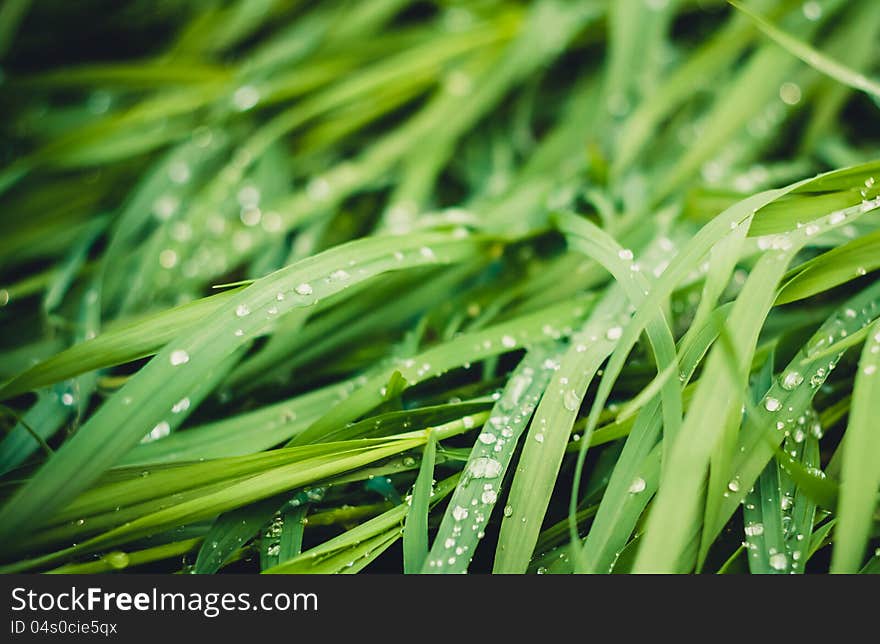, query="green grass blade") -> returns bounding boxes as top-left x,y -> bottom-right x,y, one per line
194,493 -> 286,574
402,430 -> 436,573
831,319 -> 880,572
730,1 -> 880,99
